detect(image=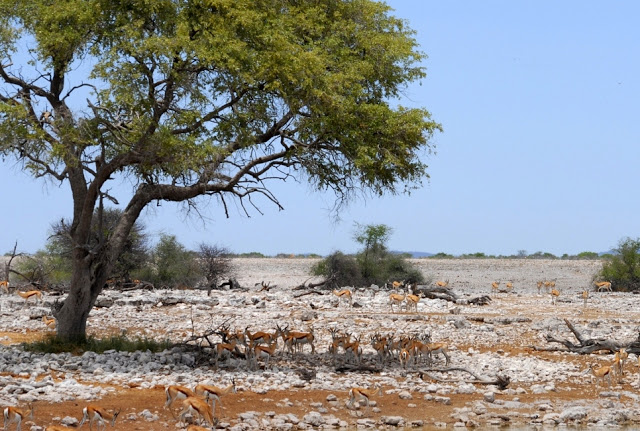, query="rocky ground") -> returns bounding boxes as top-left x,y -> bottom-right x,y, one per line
1,258 -> 640,430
